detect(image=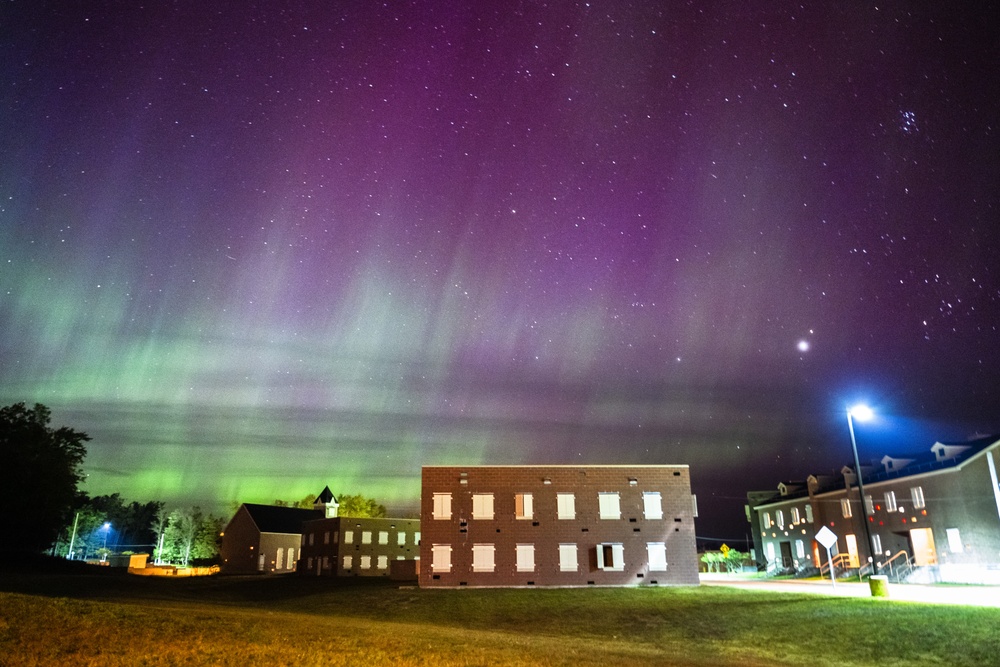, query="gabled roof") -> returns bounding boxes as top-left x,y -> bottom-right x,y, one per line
865,434 -> 1000,484
242,503 -> 323,534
